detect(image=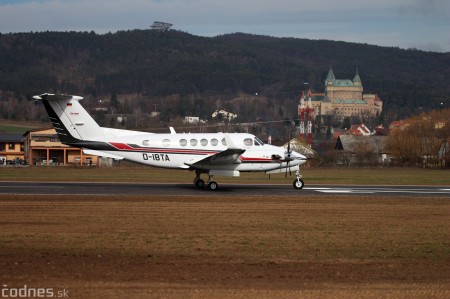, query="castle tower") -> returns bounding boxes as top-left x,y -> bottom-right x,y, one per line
353,67 -> 361,86
325,66 -> 335,86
